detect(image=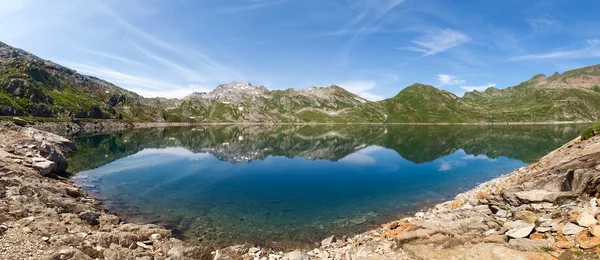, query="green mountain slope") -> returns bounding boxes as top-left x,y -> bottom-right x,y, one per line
1,41 -> 600,123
